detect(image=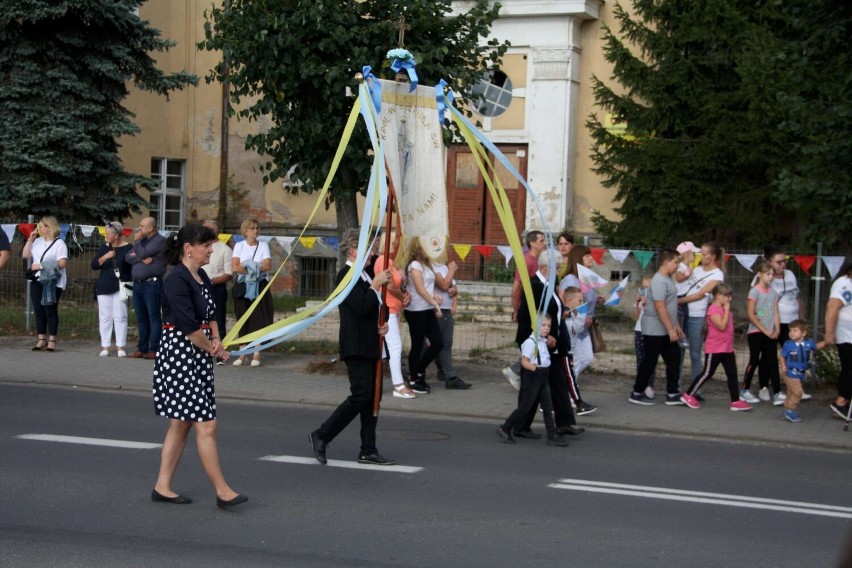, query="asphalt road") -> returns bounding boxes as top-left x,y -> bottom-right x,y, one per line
1,384 -> 850,568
